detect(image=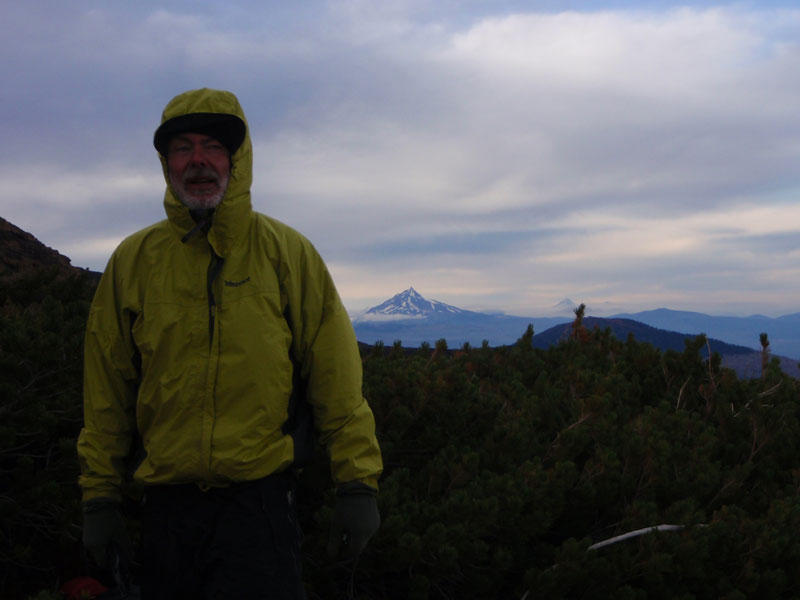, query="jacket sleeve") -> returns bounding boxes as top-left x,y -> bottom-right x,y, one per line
284,237 -> 383,490
76,252 -> 140,503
